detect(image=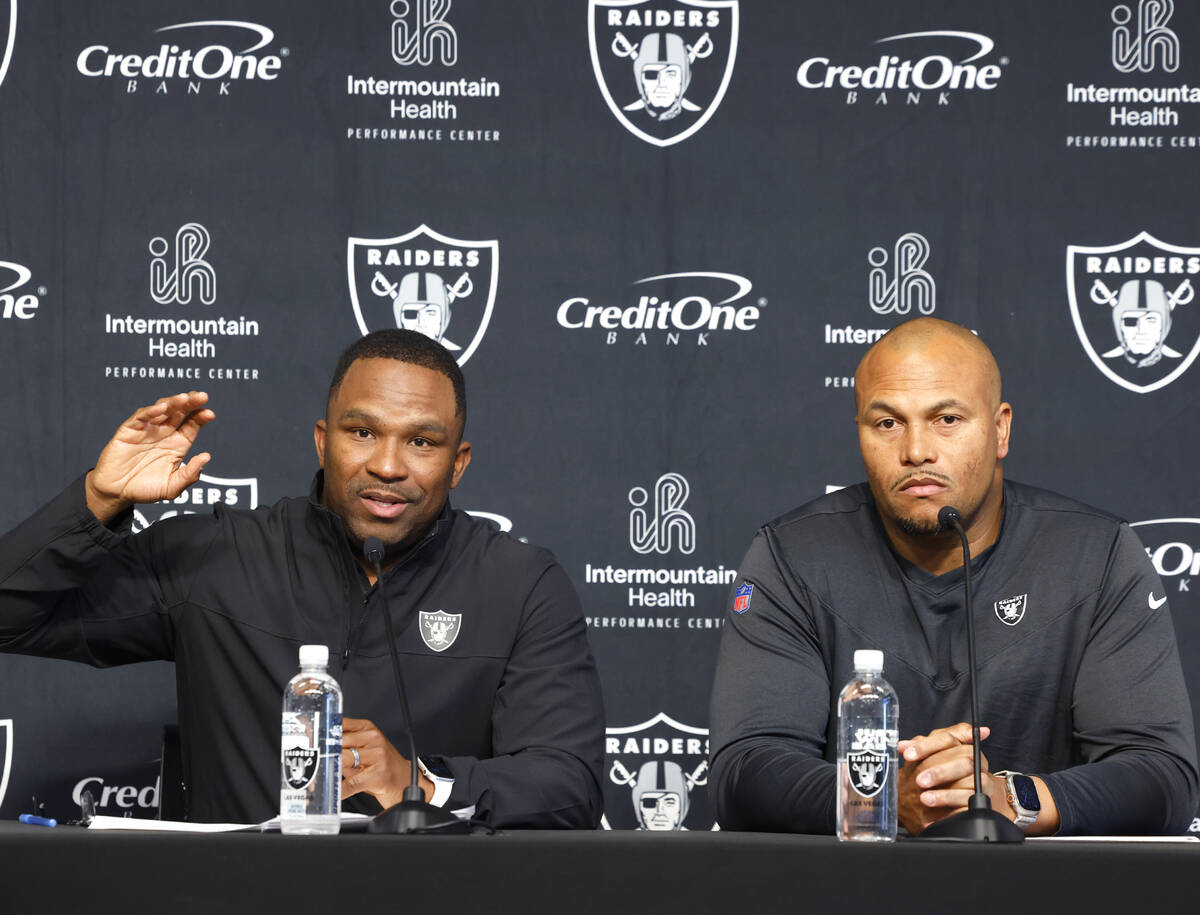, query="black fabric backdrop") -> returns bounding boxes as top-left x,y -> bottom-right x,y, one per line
0,0 -> 1197,833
